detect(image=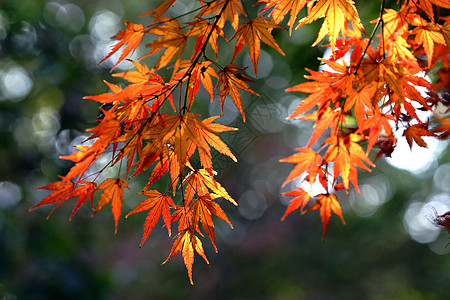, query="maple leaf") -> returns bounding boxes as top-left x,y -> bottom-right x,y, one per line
111,62 -> 176,116
125,190 -> 175,246
138,0 -> 176,24
279,147 -> 322,187
85,107 -> 121,151
138,149 -> 179,193
198,116 -> 238,162
413,23 -> 446,68
83,81 -> 123,104
419,0 -> 450,21
296,0 -> 365,54
300,107 -> 342,147
196,0 -> 244,30
378,8 -> 409,37
116,130 -> 145,178
144,17 -> 187,71
59,145 -> 91,163
190,193 -> 233,251
432,116 -> 450,139
99,21 -> 146,70
374,60 -> 432,117
231,16 -> 285,77
374,134 -> 397,160
384,34 -> 418,68
323,134 -> 375,192
186,19 -> 226,60
363,110 -> 394,153
285,80 -> 334,119
30,180 -> 74,217
163,229 -> 209,285
70,181 -> 97,220
286,58 -> 353,121
344,85 -> 375,130
257,0 -> 309,34
304,193 -> 345,239
159,113 -> 208,170
330,22 -> 367,63
433,211 -> 450,232
59,108 -> 121,182
442,21 -> 450,48
159,113 -> 236,172
94,178 -> 129,233
217,64 -> 260,121
403,123 -> 436,148
176,61 -> 218,106
281,186 -> 311,221
184,168 -> 237,206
